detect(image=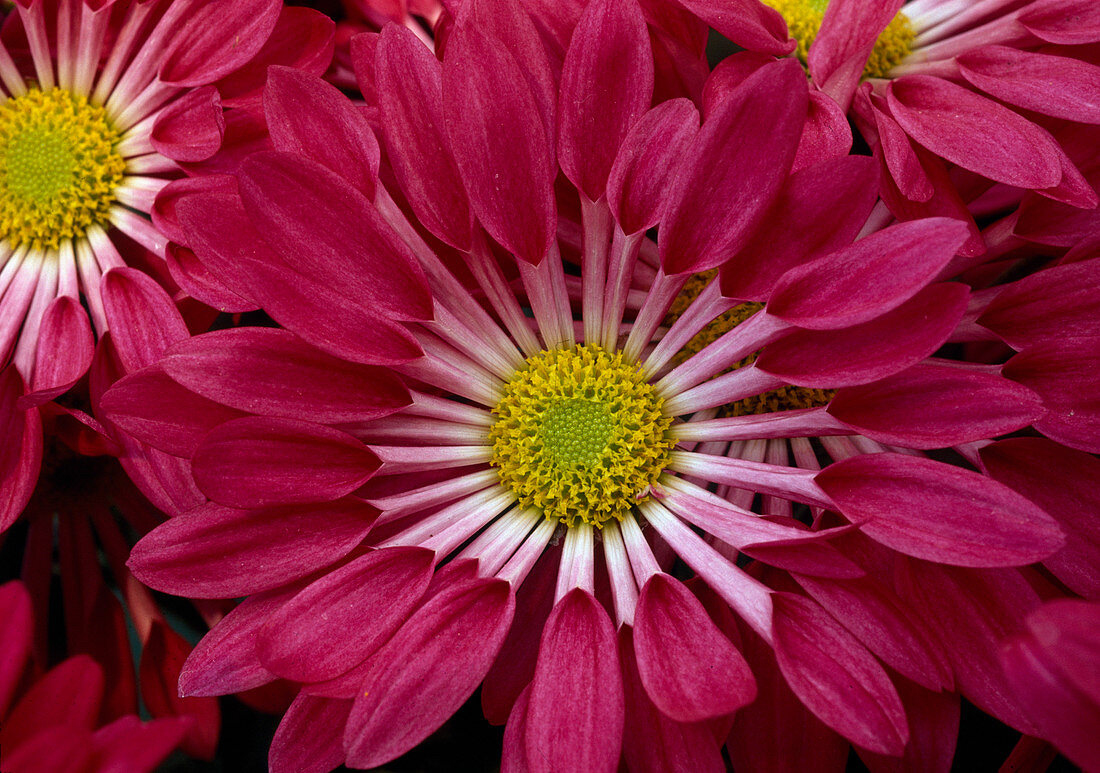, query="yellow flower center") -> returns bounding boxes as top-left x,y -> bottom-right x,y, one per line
0,88 -> 126,250
666,273 -> 834,415
764,0 -> 915,79
489,344 -> 674,528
